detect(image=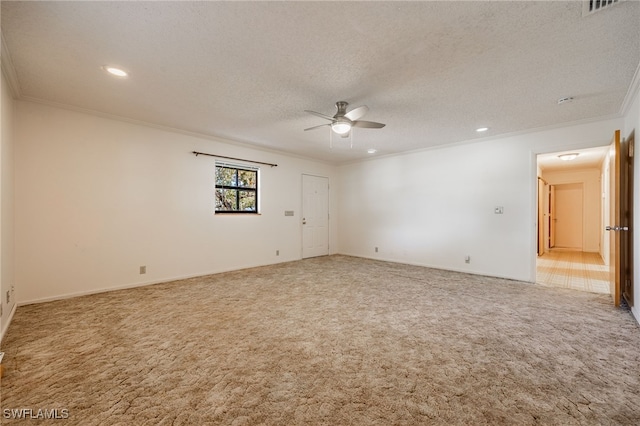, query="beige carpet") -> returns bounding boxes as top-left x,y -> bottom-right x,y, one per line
1,255 -> 639,425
